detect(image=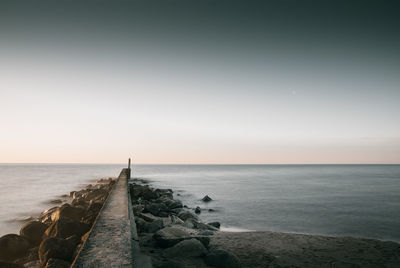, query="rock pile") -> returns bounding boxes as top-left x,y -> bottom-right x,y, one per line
129,178 -> 241,268
0,178 -> 116,268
